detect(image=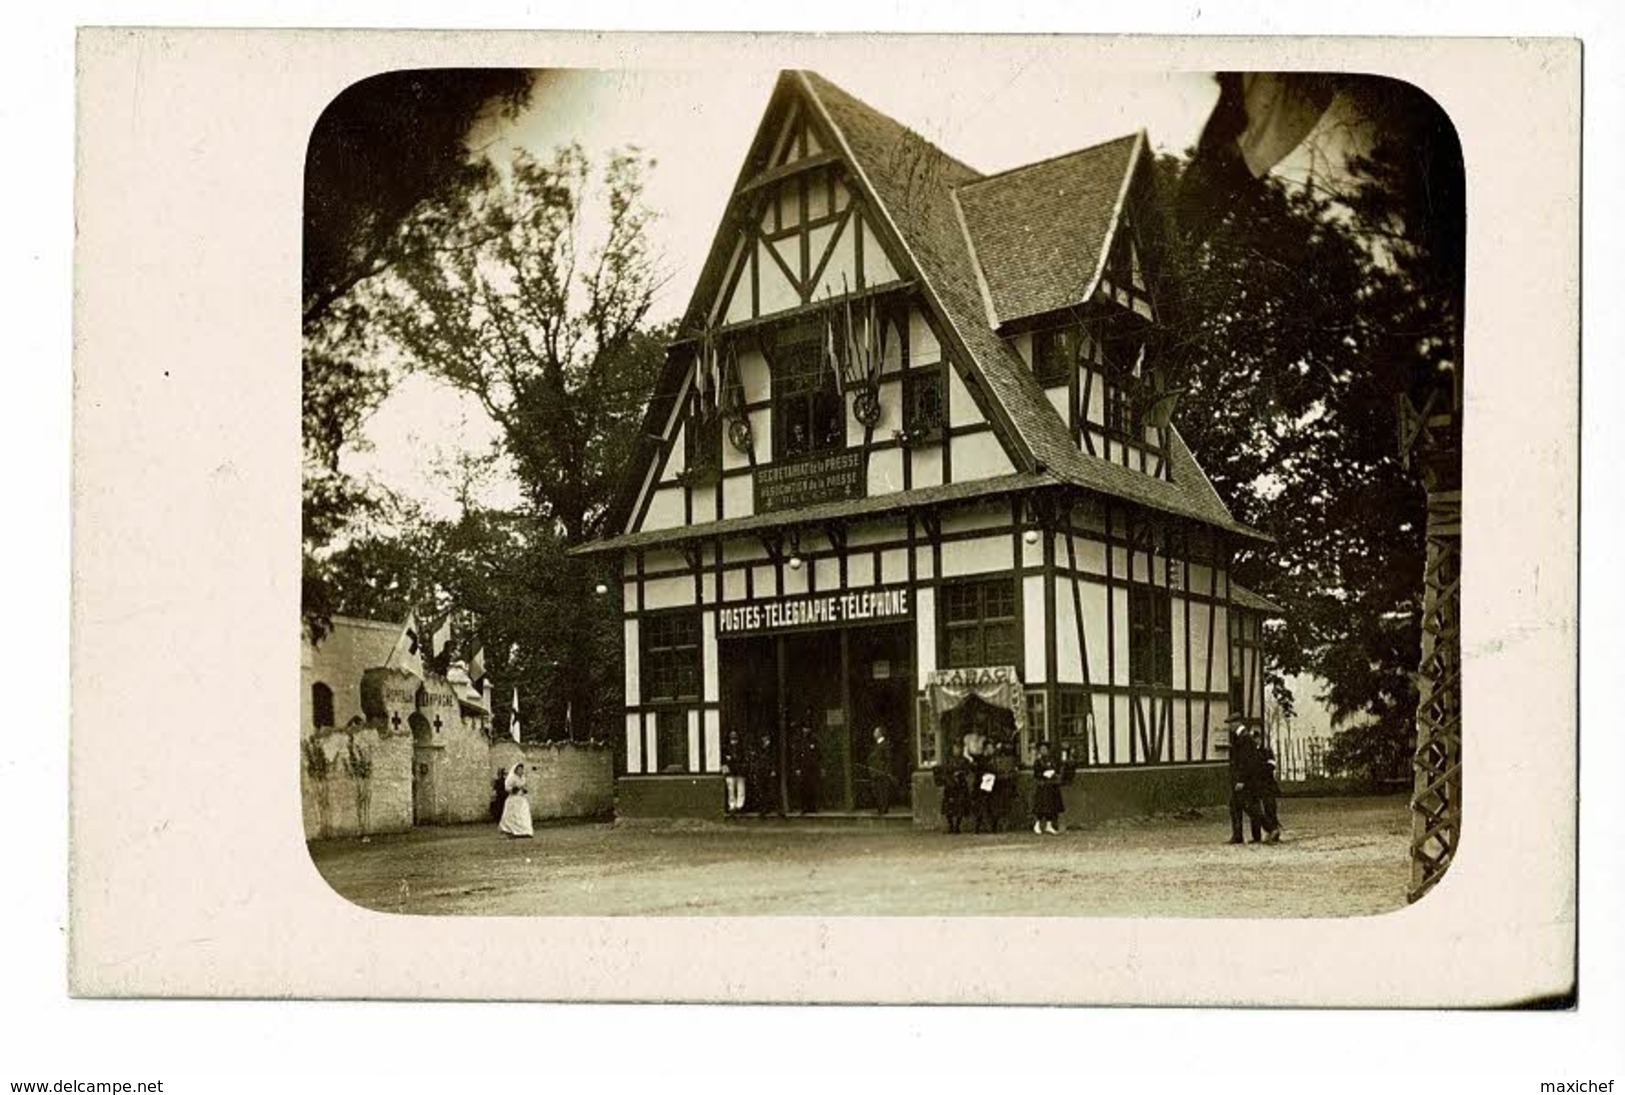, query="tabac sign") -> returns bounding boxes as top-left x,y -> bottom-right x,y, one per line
716,584 -> 912,637
755,449 -> 866,513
